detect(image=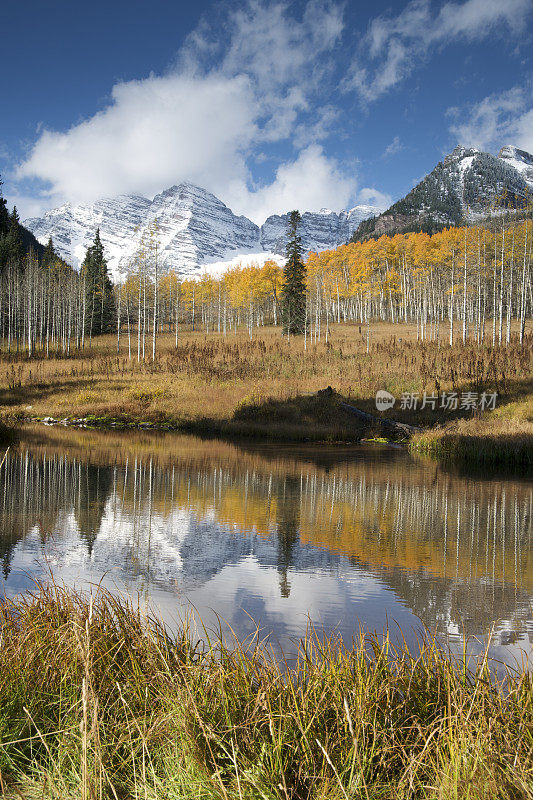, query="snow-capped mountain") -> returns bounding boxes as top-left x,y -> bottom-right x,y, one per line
25,183 -> 262,279
24,184 -> 382,278
353,143 -> 533,242
498,145 -> 533,185
22,143 -> 533,276
260,205 -> 379,254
